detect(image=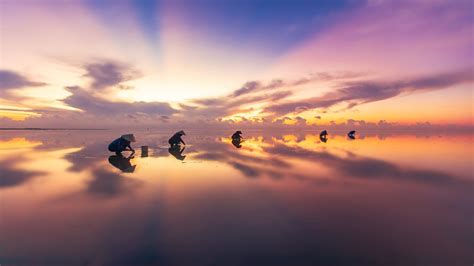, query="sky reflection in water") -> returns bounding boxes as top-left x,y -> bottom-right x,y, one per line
0,130 -> 472,265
